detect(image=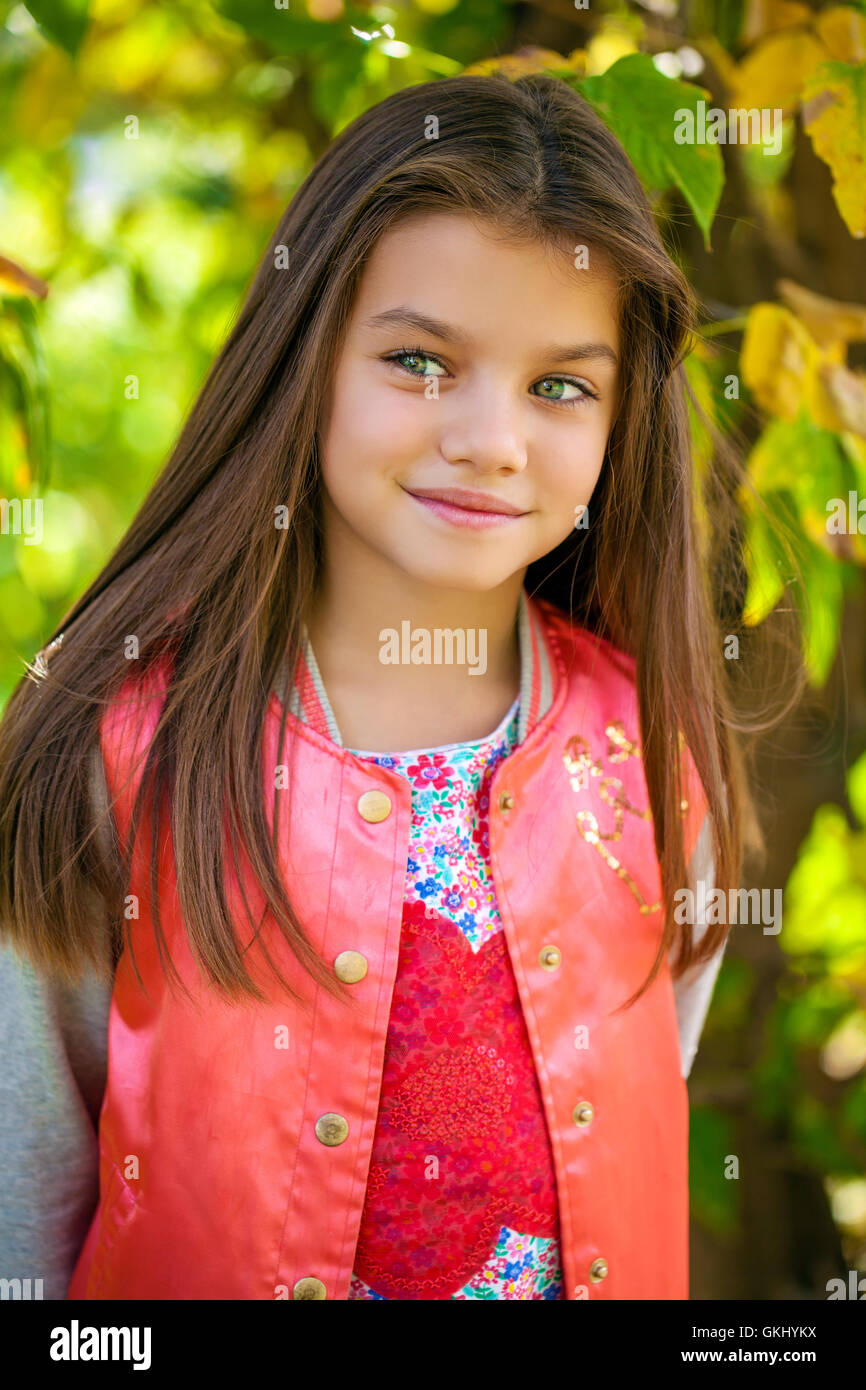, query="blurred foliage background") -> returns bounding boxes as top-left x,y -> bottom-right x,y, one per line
1,0 -> 866,1298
